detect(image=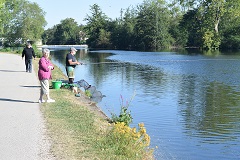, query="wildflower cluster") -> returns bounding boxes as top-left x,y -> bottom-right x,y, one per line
106,122 -> 151,158
112,122 -> 150,147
